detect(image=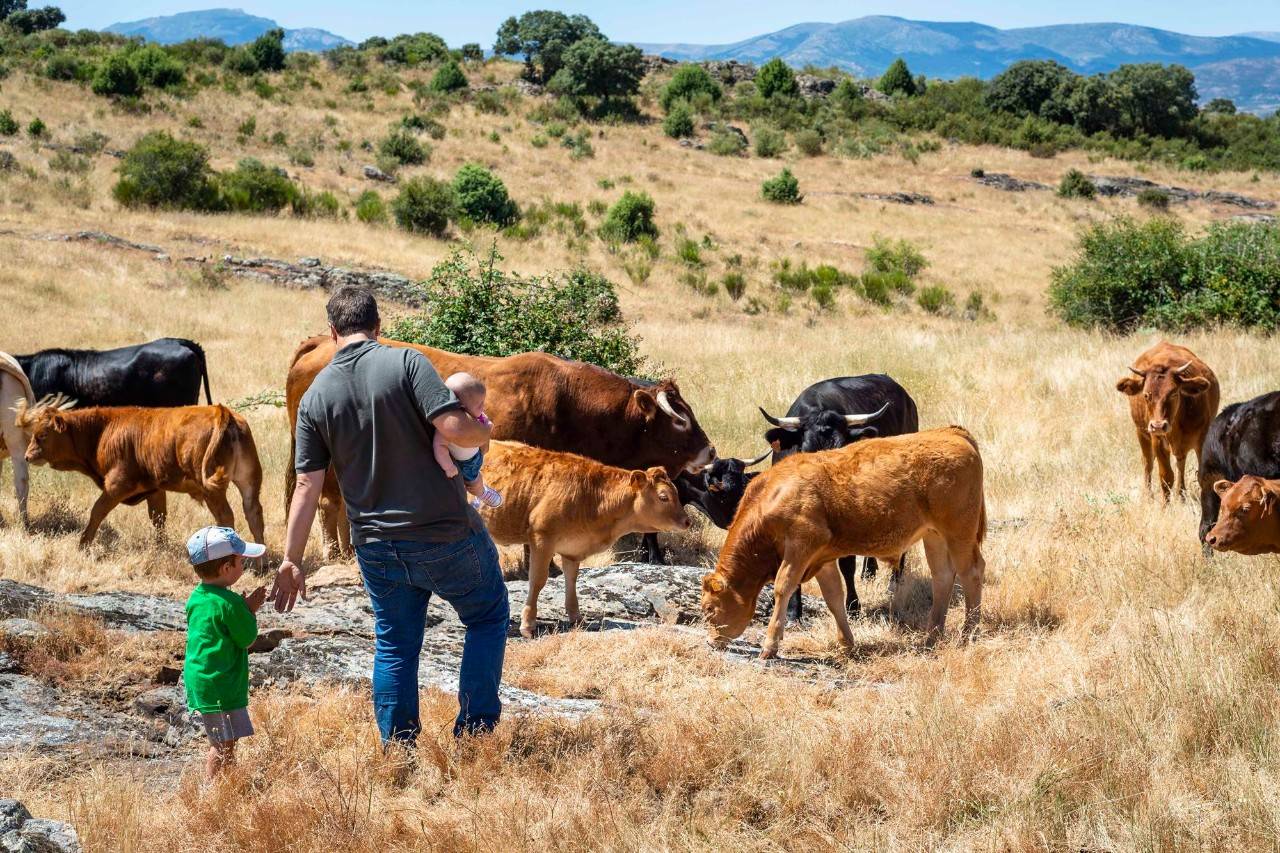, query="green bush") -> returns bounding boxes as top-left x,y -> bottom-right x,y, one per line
722,271 -> 746,301
429,60 -> 467,93
392,176 -> 455,236
1045,217 -> 1280,331
0,110 -> 17,136
859,270 -> 911,304
354,190 -> 387,224
292,188 -> 341,219
451,163 -> 518,226
223,47 -> 259,75
386,246 -> 646,375
216,158 -> 299,213
663,102 -> 694,138
675,235 -> 702,266
130,44 -> 185,88
878,58 -> 918,97
112,131 -> 217,210
811,281 -> 836,310
865,236 -> 928,278
756,58 -> 798,100
794,129 -> 823,157
400,113 -> 446,139
91,52 -> 142,97
599,191 -> 657,243
44,52 -> 85,81
660,65 -> 721,112
248,28 -> 286,73
1138,188 -> 1171,211
1058,168 -> 1097,199
708,129 -> 746,156
917,285 -> 956,314
761,167 -> 802,204
753,125 -> 786,158
378,129 -> 429,166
